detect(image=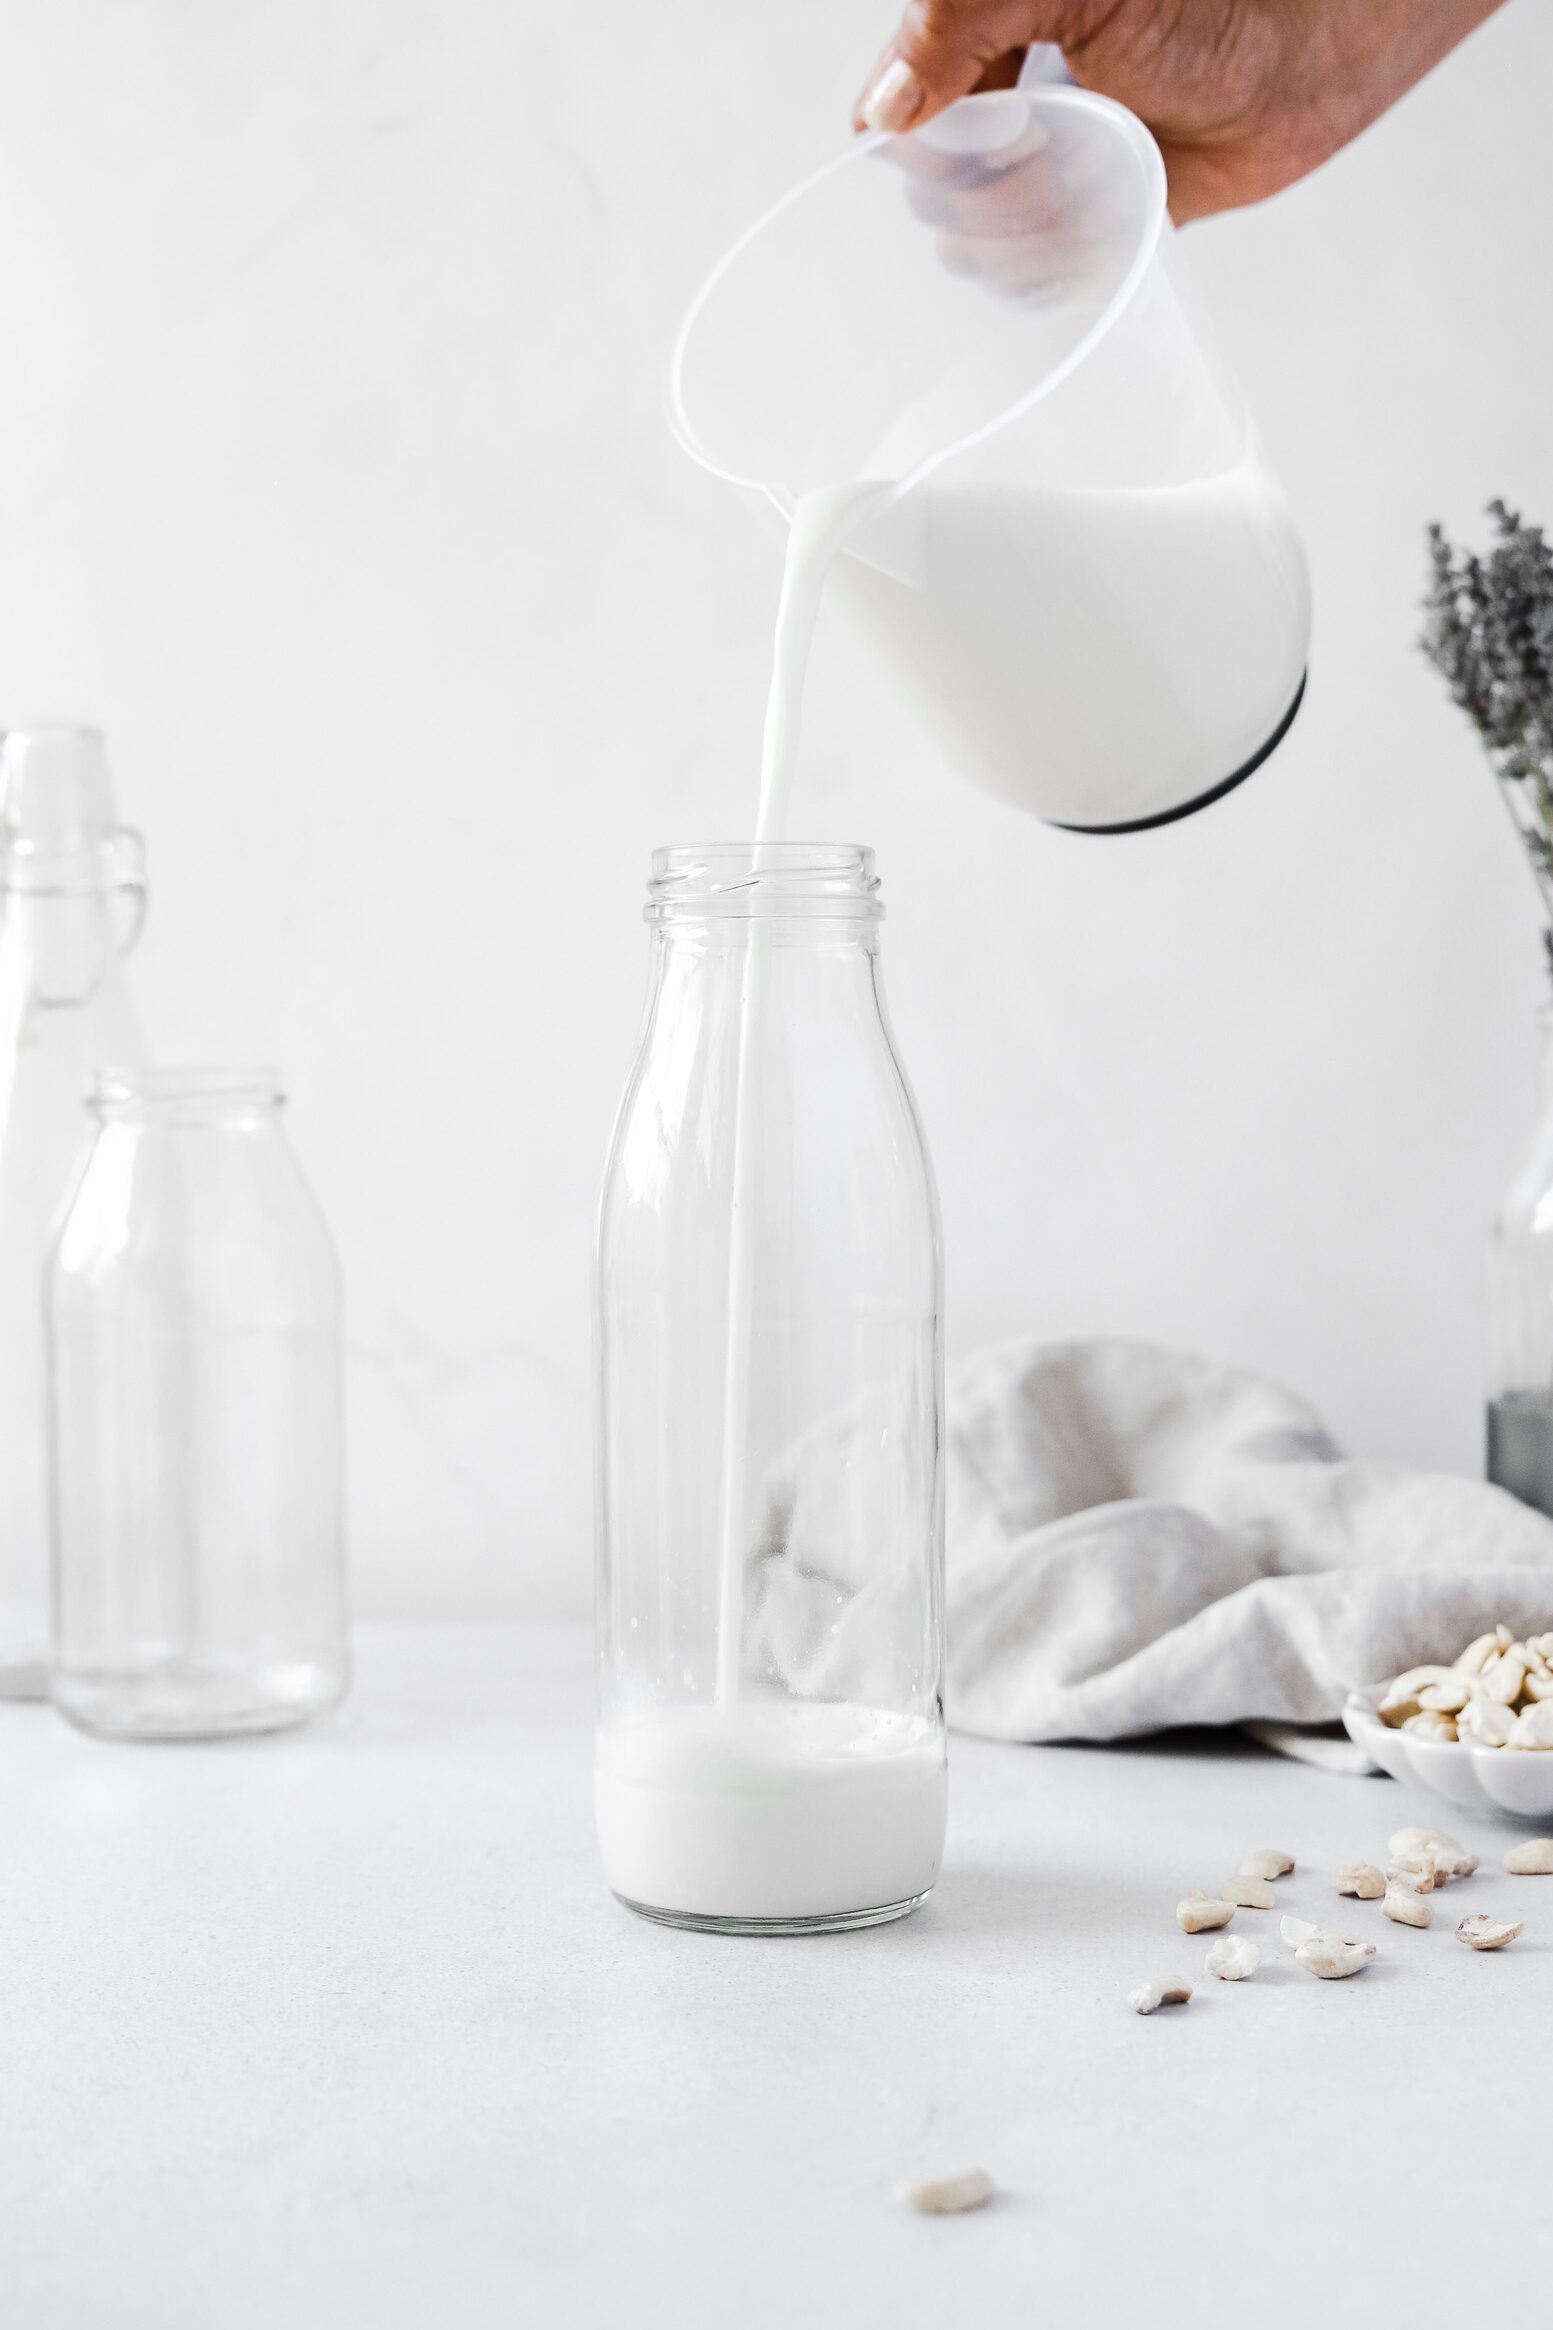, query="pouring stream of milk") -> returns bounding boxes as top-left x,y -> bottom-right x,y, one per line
713,482 -> 889,1703
755,483 -> 891,840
